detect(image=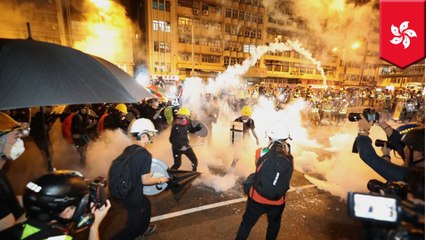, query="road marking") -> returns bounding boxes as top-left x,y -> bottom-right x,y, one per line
151,184 -> 316,222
